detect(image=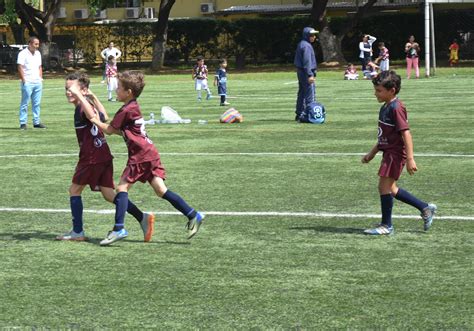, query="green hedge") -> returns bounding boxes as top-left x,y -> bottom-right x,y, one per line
60,9 -> 473,66
167,10 -> 473,64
